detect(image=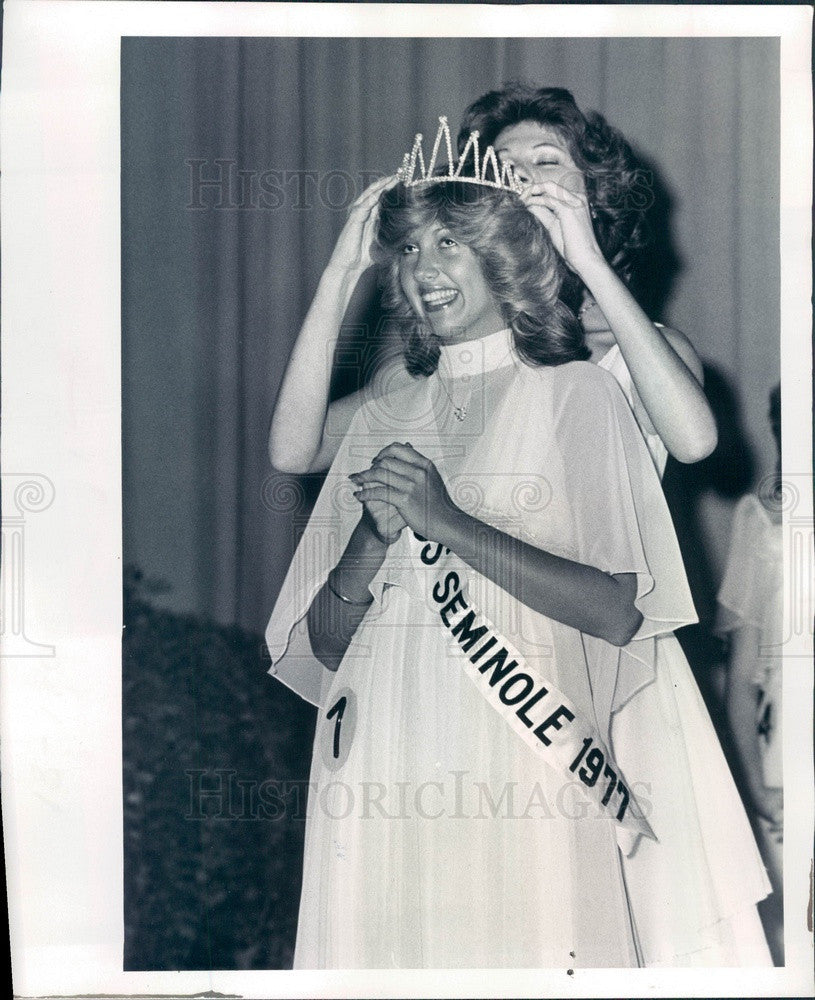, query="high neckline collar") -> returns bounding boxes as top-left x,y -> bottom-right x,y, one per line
437,327 -> 515,379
